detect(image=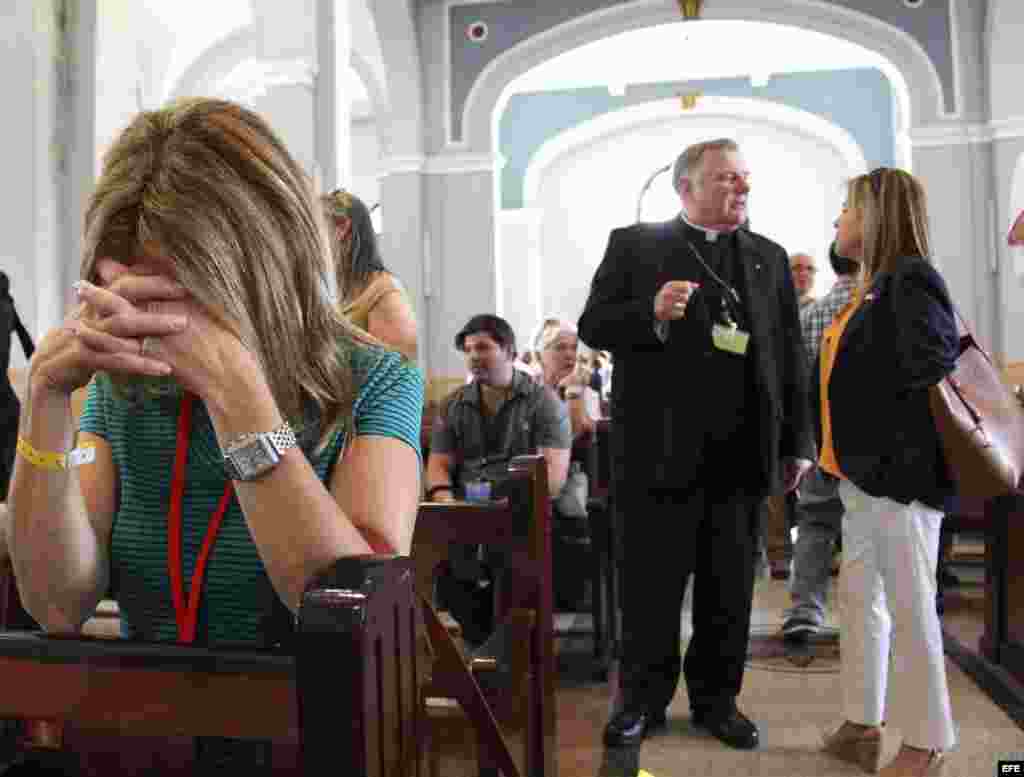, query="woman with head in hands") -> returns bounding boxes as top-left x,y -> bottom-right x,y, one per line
6,97 -> 424,657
